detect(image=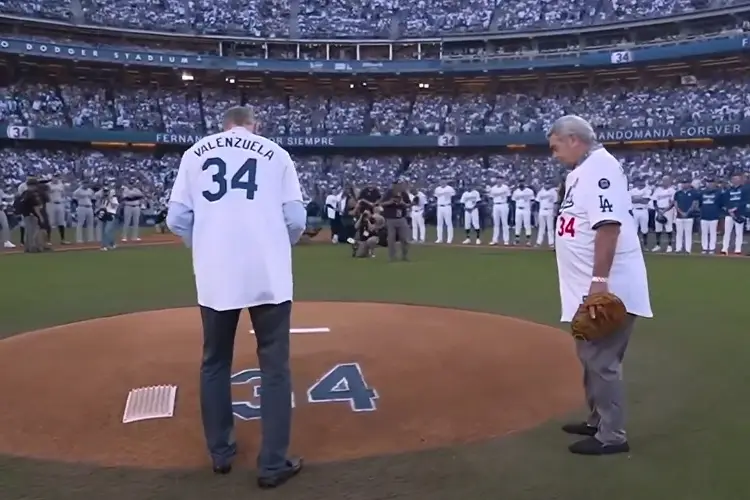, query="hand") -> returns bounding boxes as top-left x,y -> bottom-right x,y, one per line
586,281 -> 609,319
